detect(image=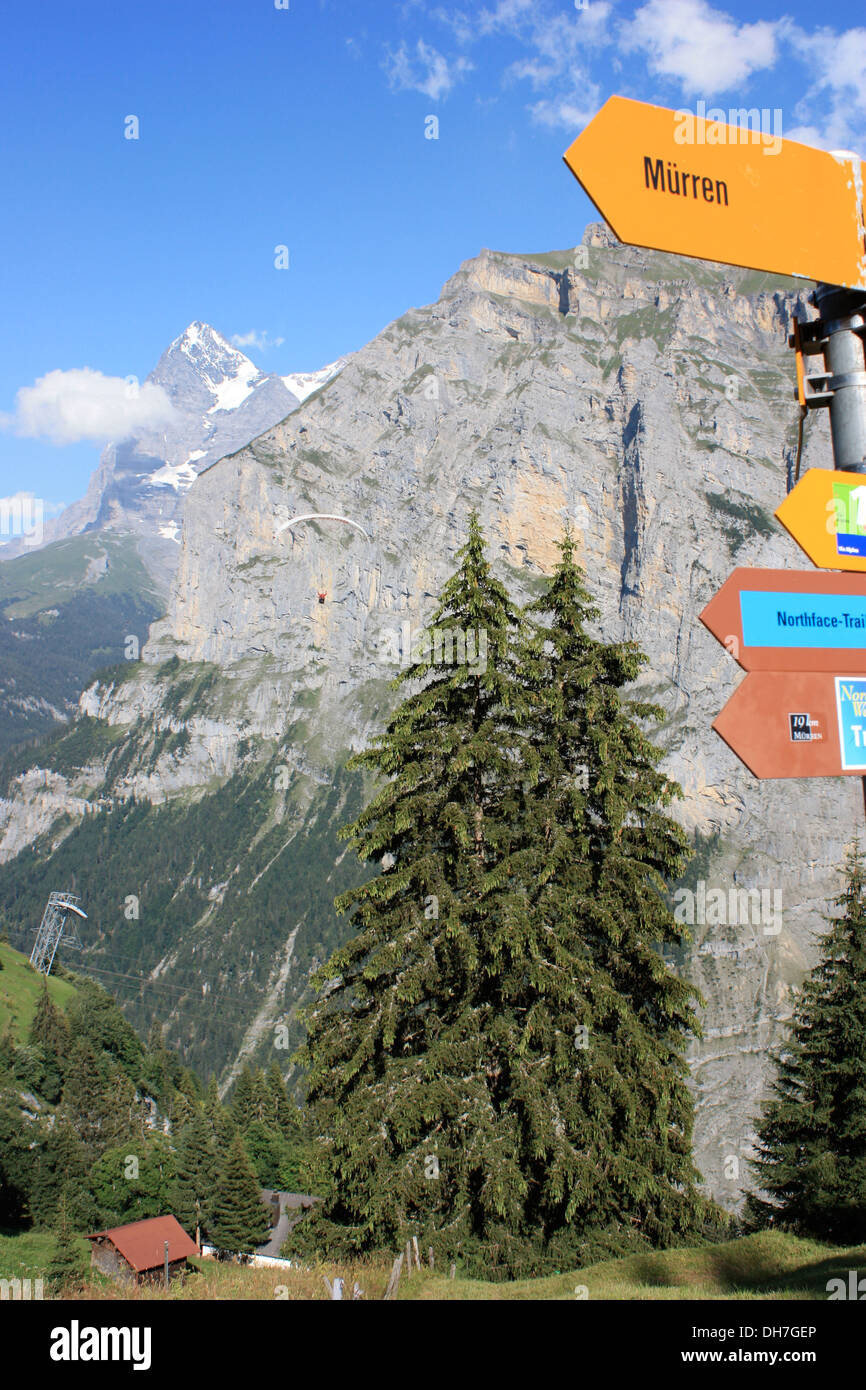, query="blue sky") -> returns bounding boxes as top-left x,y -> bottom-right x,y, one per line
1,0 -> 865,513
